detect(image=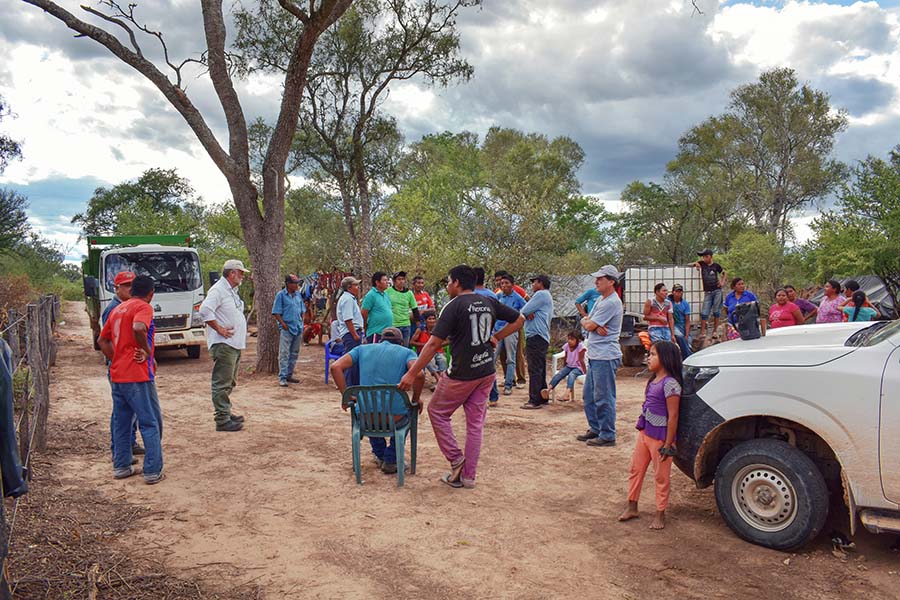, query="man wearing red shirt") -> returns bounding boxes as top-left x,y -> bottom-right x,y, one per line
412,275 -> 434,316
98,275 -> 165,485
